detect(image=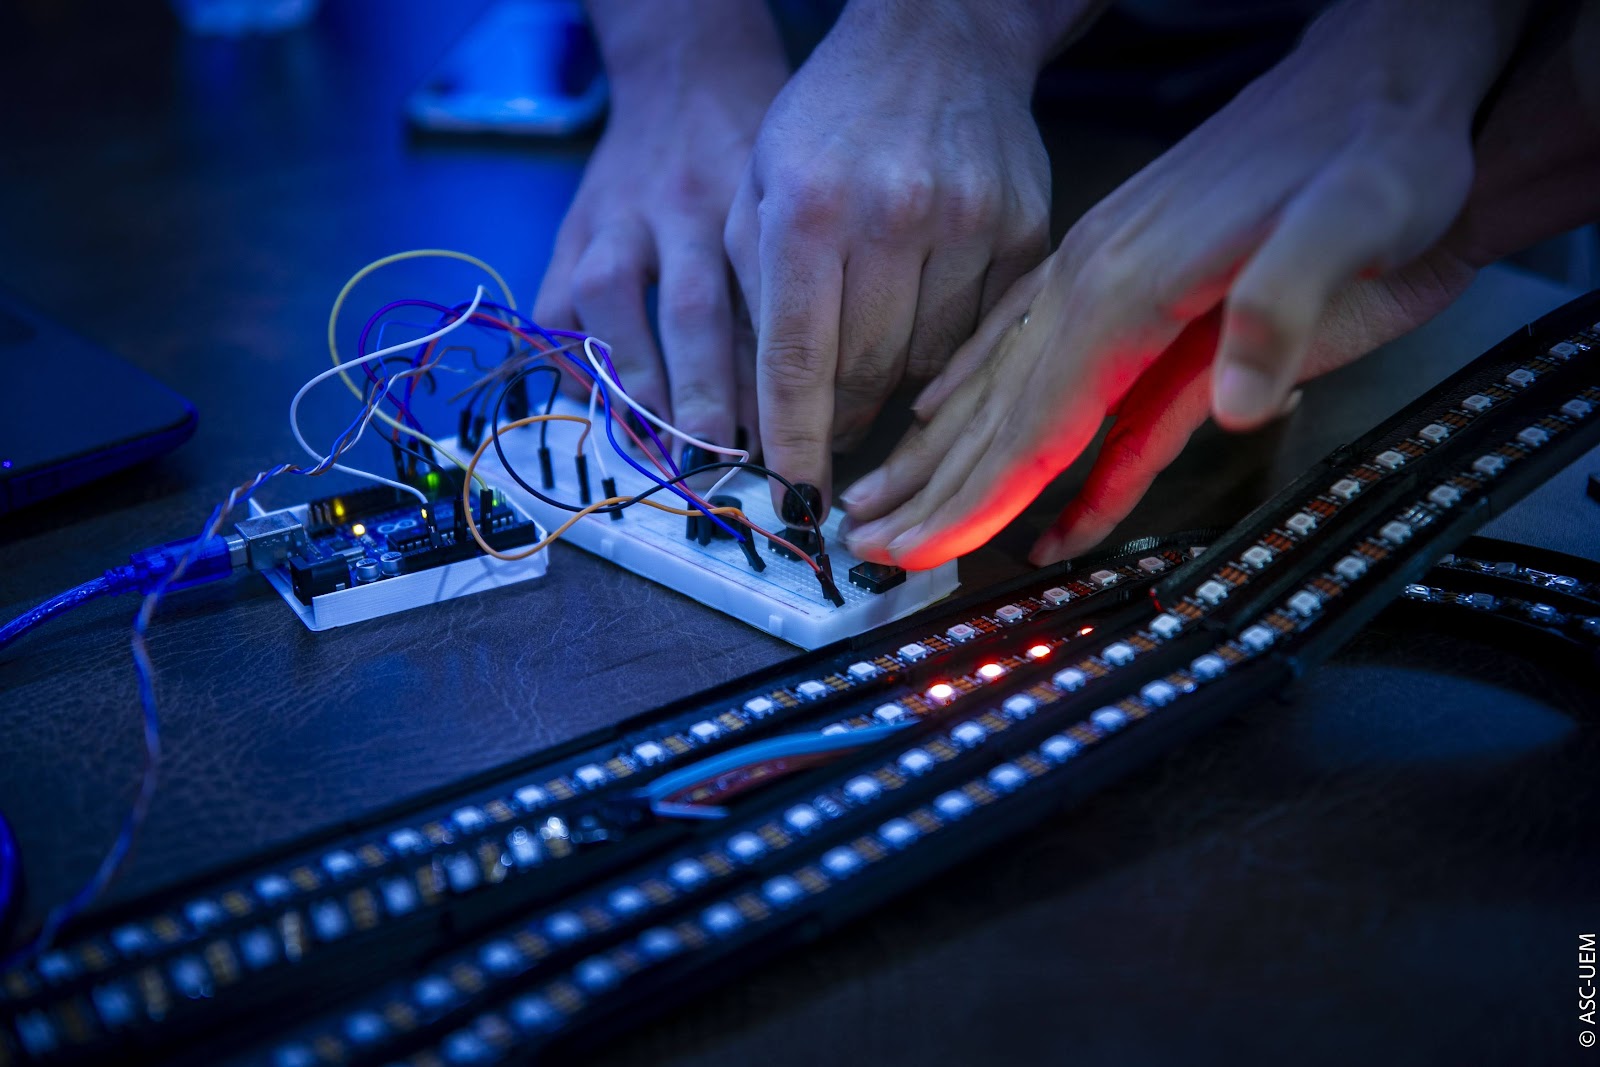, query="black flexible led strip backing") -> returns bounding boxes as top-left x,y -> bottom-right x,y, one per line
2,292 -> 1598,1066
